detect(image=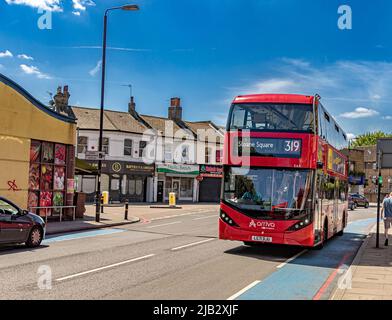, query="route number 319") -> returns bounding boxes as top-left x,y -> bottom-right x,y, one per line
284,140 -> 301,152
